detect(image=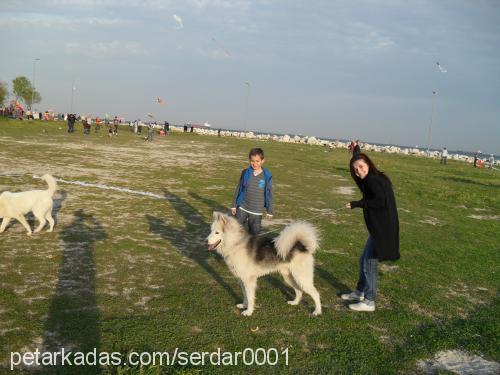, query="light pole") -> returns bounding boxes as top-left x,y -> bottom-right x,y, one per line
70,76 -> 76,113
427,90 -> 437,153
31,58 -> 40,110
244,81 -> 251,129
